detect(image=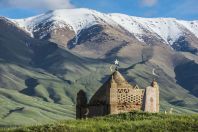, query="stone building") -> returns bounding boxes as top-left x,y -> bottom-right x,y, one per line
76,69 -> 159,119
